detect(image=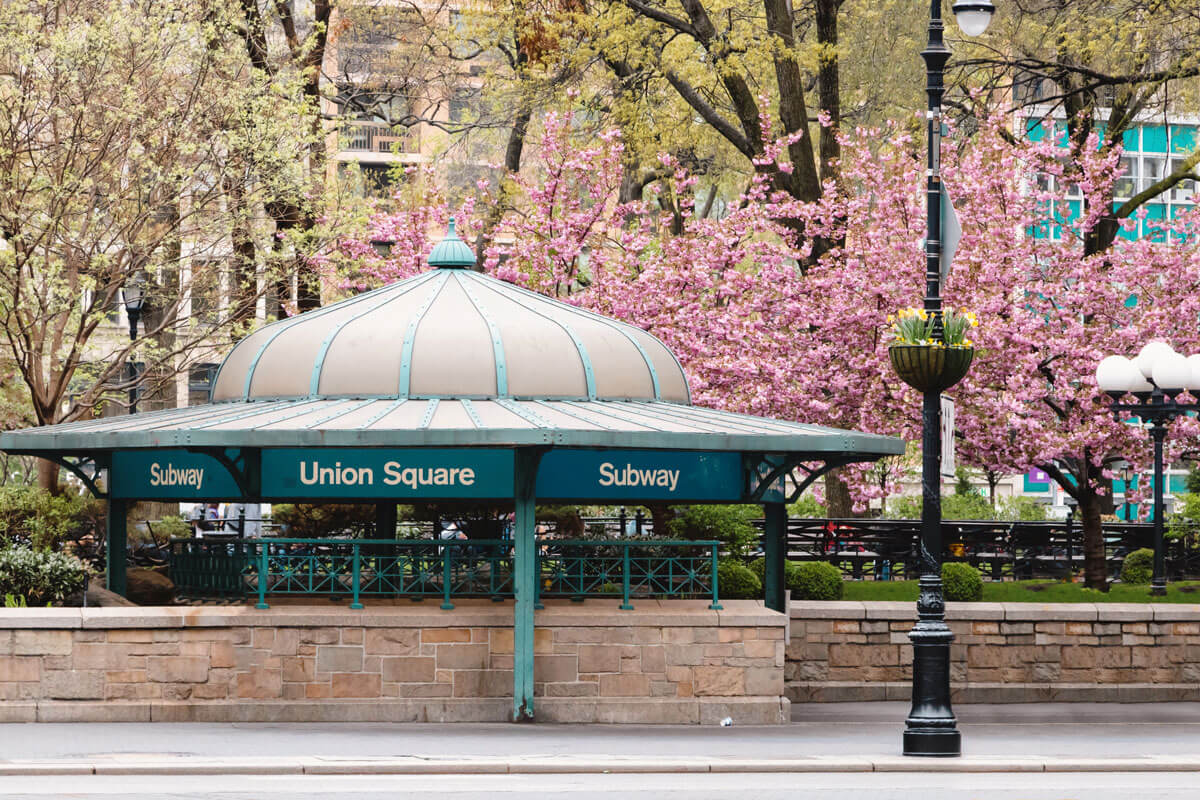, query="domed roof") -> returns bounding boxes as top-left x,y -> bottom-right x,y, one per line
210,228 -> 690,404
